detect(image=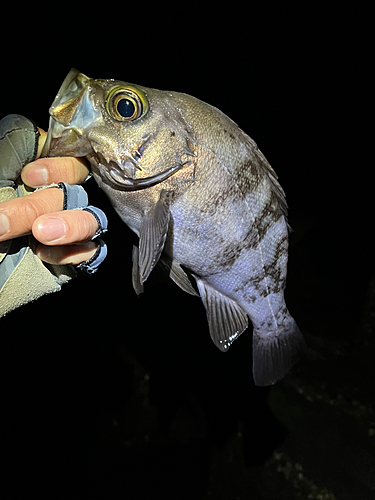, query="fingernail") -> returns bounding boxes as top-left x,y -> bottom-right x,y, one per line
25,164 -> 49,186
0,212 -> 10,237
37,218 -> 66,242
